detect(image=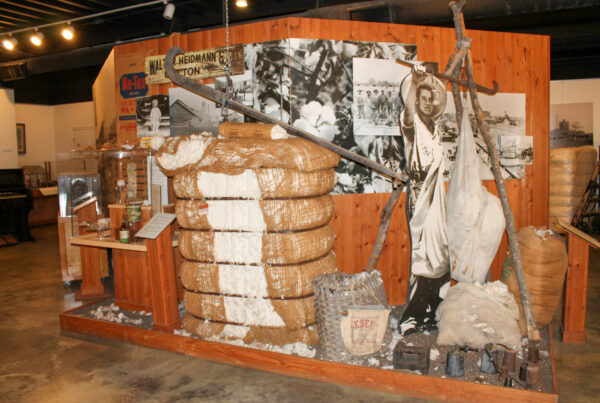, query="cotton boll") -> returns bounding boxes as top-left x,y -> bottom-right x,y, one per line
317,104 -> 337,126
317,124 -> 339,142
300,101 -> 323,127
150,134 -> 165,150
342,43 -> 358,59
293,117 -> 319,137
